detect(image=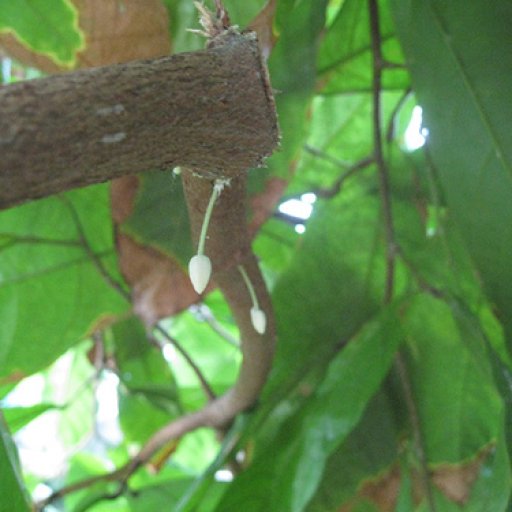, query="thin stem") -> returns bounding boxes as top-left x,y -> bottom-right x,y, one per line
238,265 -> 259,309
198,182 -> 221,255
314,155 -> 375,199
153,323 -> 216,401
192,305 -> 240,348
395,353 -> 437,511
368,3 -> 435,510
368,0 -> 396,304
59,195 -> 131,302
